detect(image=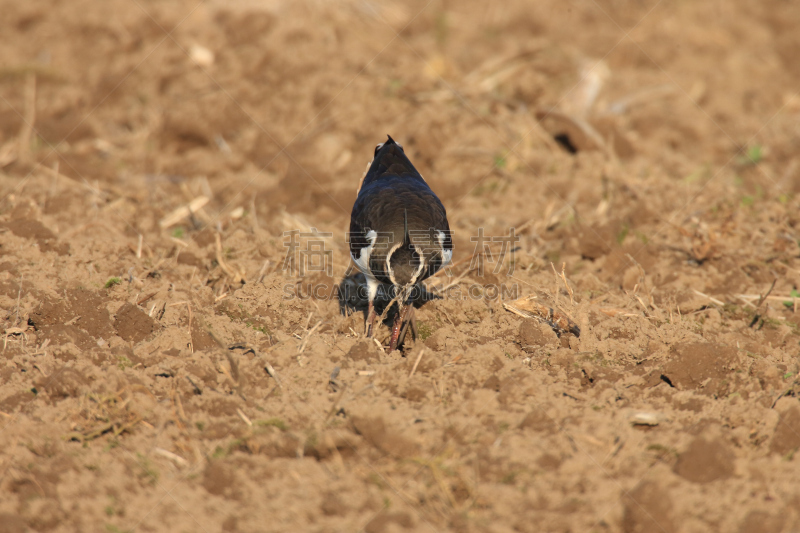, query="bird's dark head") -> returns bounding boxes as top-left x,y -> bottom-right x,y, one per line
357,135 -> 424,194
374,135 -> 403,157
